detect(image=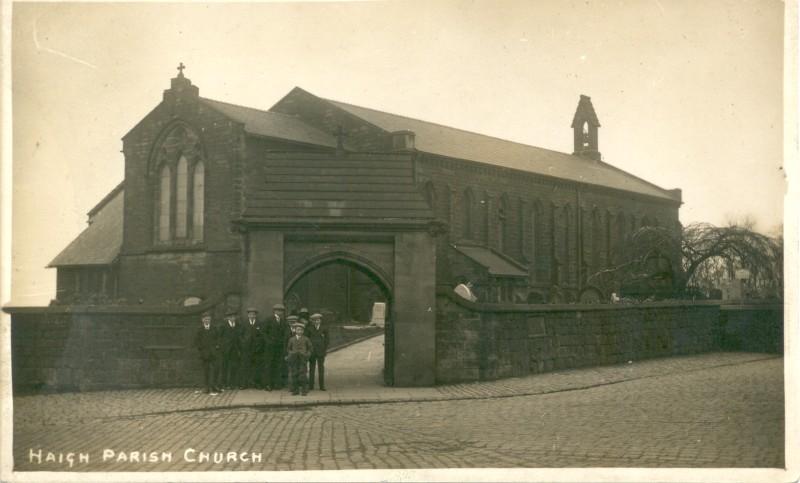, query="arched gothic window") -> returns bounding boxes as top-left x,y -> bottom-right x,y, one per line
158,165 -> 171,242
192,161 -> 205,242
175,156 -> 189,238
463,188 -> 474,239
563,205 -> 572,284
498,195 -> 509,253
532,201 -> 543,279
591,209 -> 601,270
605,210 -> 612,266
